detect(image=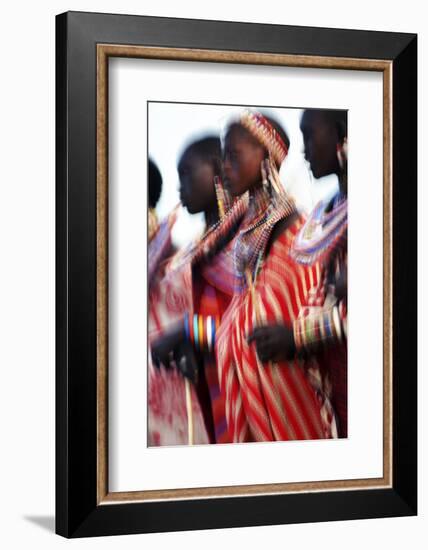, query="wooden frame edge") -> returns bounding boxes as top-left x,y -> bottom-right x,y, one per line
97,45 -> 109,503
